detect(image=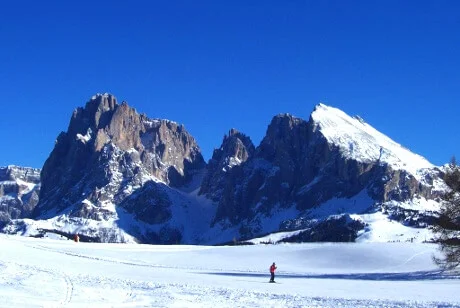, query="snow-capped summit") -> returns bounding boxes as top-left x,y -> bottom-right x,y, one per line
203,104 -> 445,242
311,103 -> 433,177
